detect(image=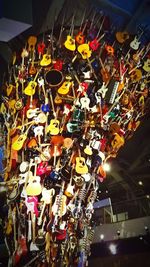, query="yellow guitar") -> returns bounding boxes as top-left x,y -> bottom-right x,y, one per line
75,156 -> 88,174
40,45 -> 52,67
40,54 -> 51,67
77,43 -> 92,59
64,35 -> 76,51
12,124 -> 33,151
24,69 -> 41,96
46,119 -> 60,135
24,81 -> 37,96
57,81 -> 72,95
